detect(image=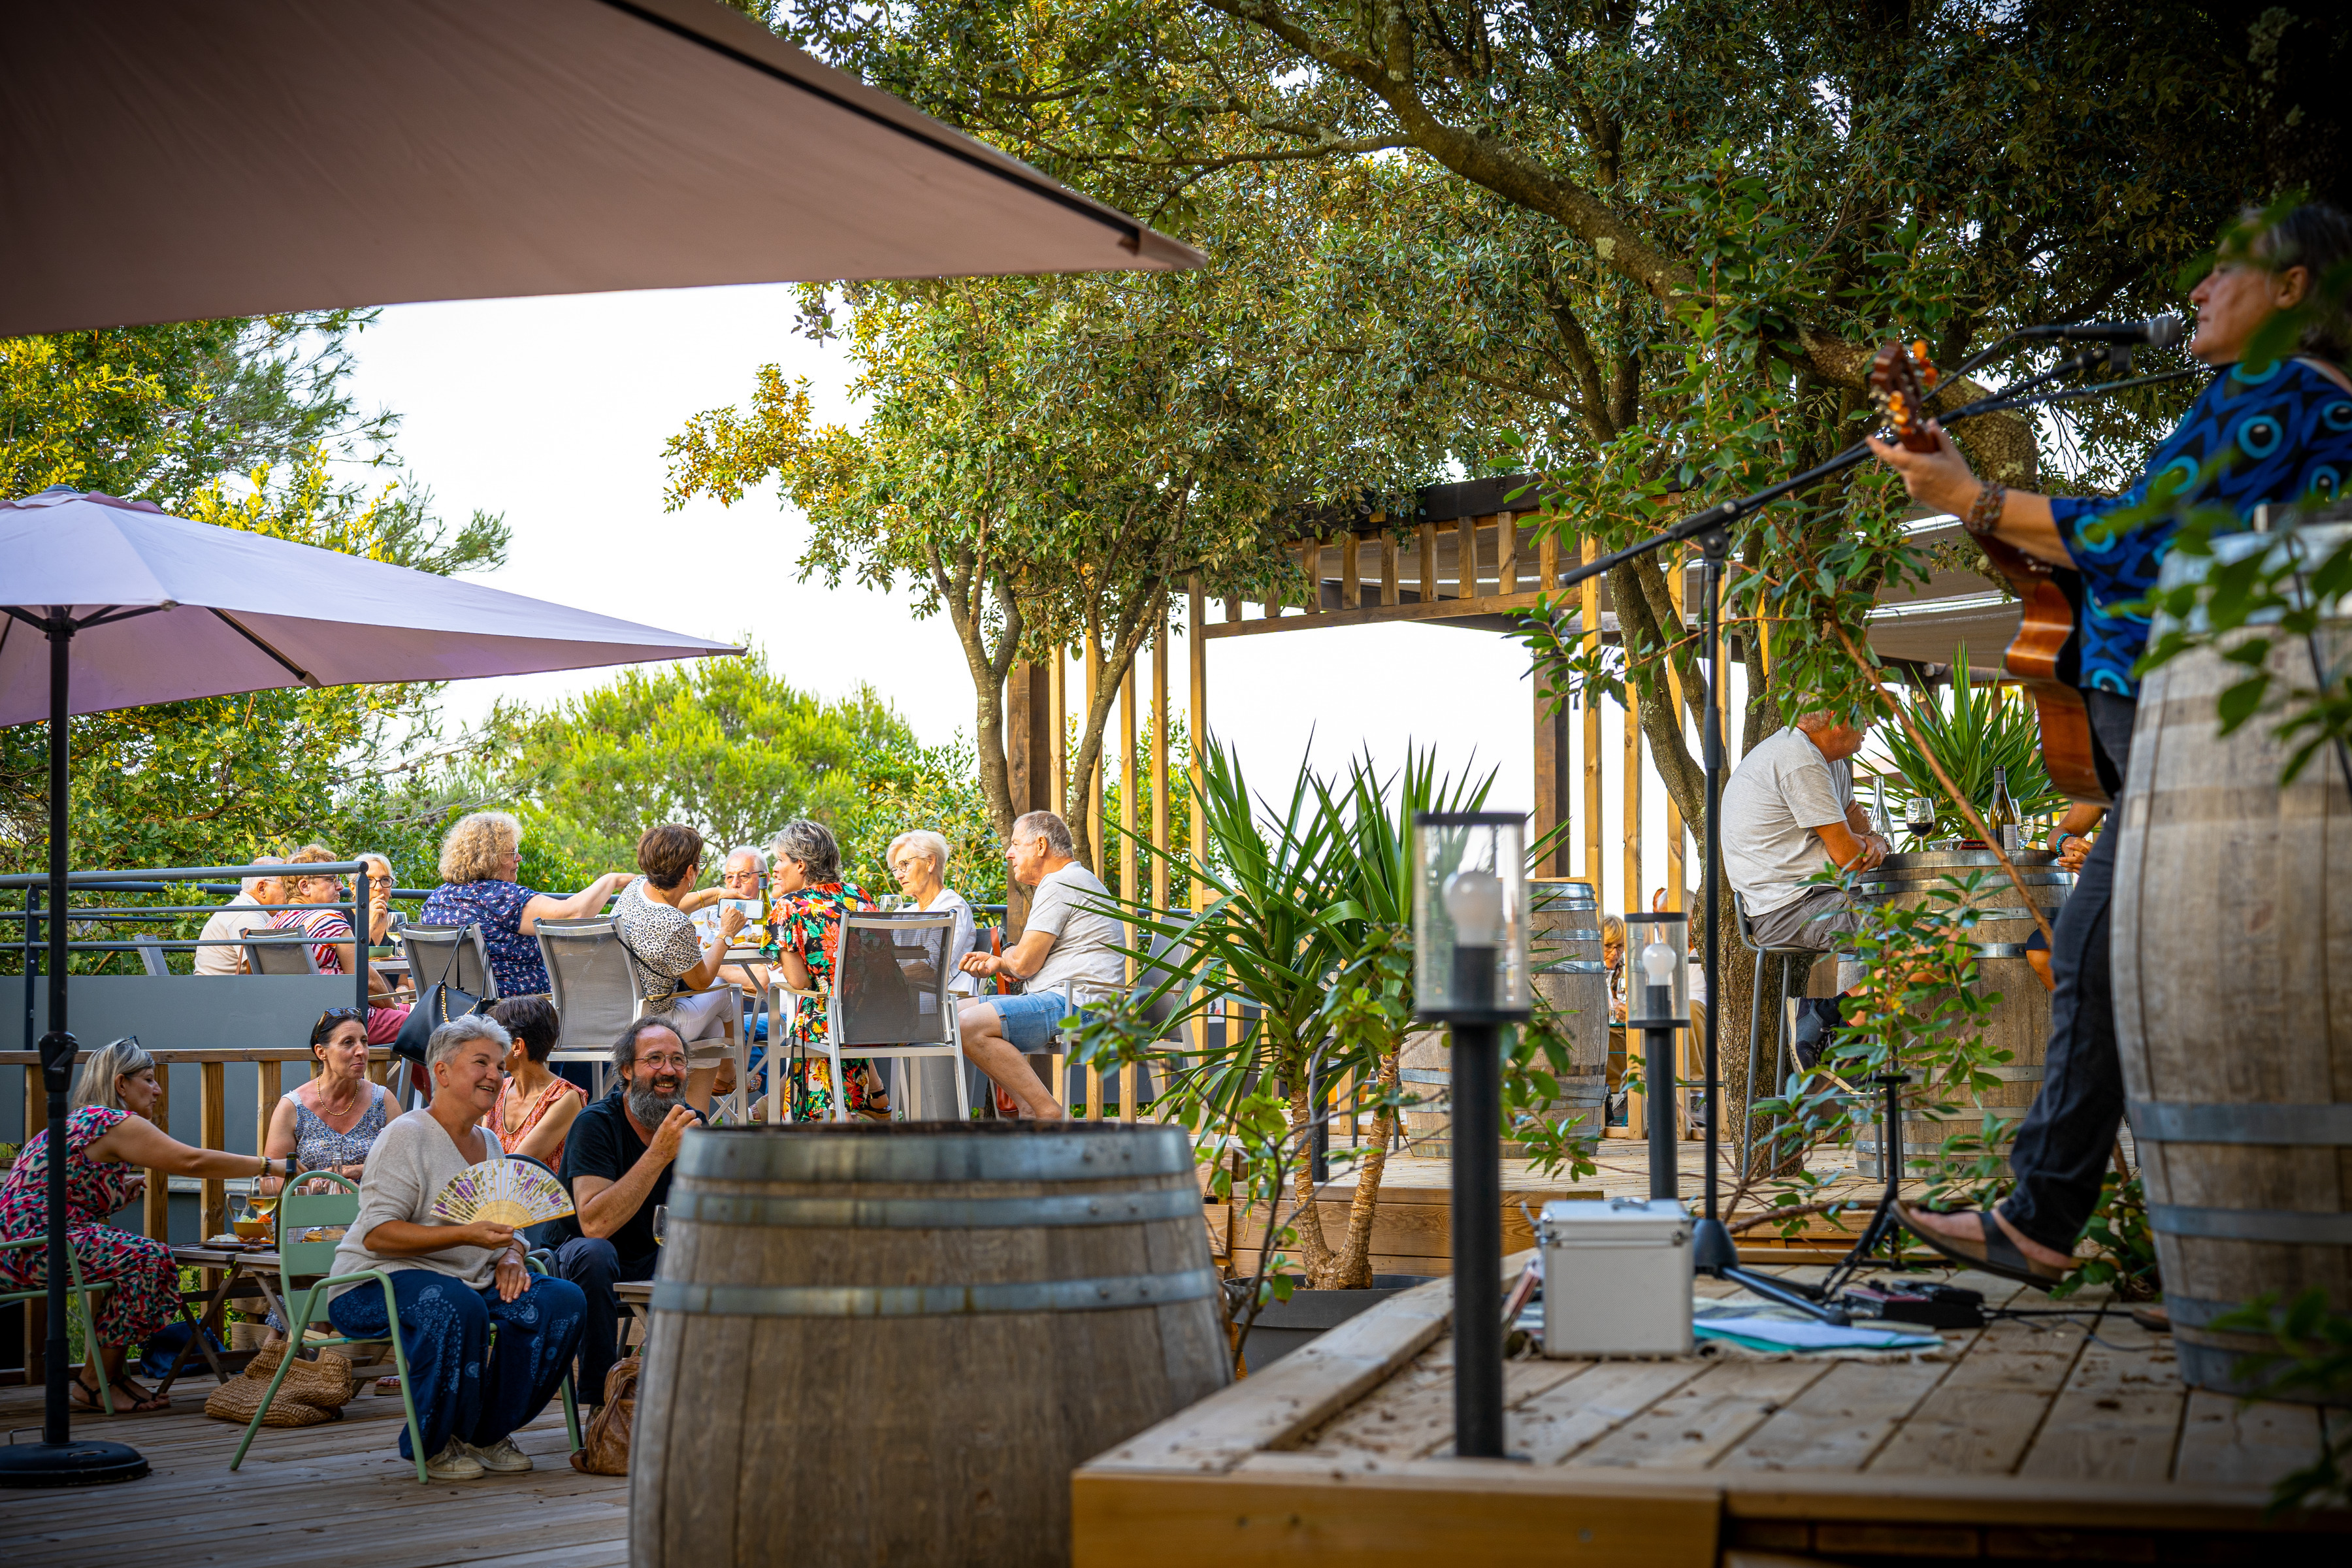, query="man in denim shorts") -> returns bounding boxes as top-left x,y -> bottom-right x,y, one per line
956,811 -> 1127,1119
